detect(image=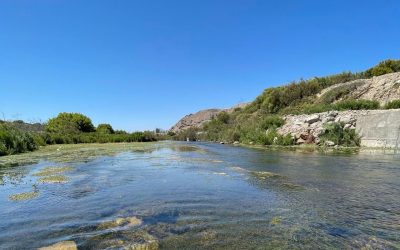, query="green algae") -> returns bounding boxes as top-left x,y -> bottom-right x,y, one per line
270,216 -> 282,226
38,175 -> 68,184
33,166 -> 74,177
0,142 -> 156,168
9,191 -> 39,201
